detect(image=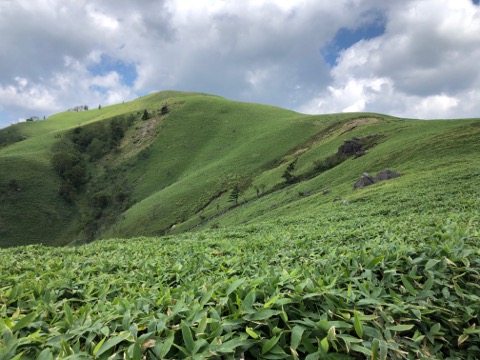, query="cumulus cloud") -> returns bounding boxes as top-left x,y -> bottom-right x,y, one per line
1,0 -> 479,127
303,0 -> 480,119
